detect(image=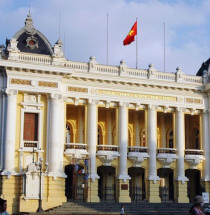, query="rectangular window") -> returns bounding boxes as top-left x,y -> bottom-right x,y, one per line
24,113 -> 38,141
